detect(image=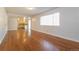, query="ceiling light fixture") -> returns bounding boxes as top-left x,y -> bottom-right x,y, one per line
26,7 -> 35,10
